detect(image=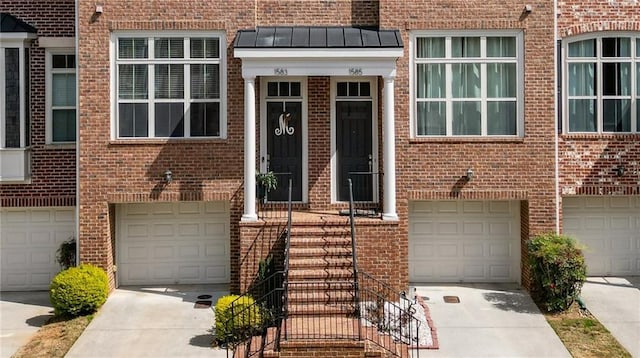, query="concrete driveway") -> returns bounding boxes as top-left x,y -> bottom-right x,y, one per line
0,291 -> 54,358
580,277 -> 640,358
412,283 -> 570,357
66,285 -> 229,358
